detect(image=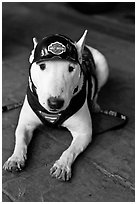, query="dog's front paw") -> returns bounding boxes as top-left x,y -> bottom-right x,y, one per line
50,160 -> 71,181
3,154 -> 26,172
